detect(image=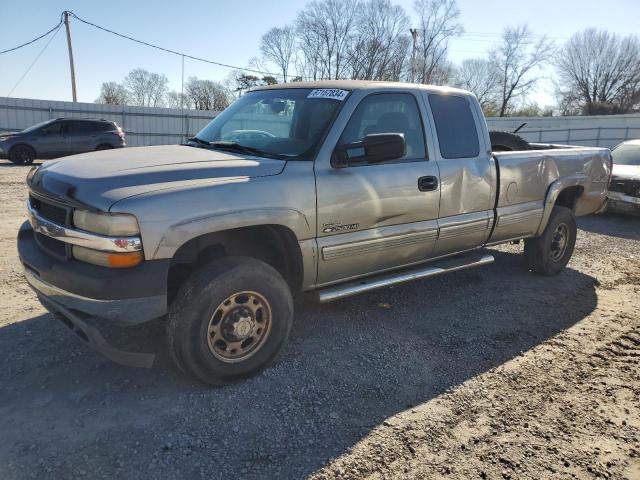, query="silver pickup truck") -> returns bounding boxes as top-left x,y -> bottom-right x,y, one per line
18,81 -> 611,384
